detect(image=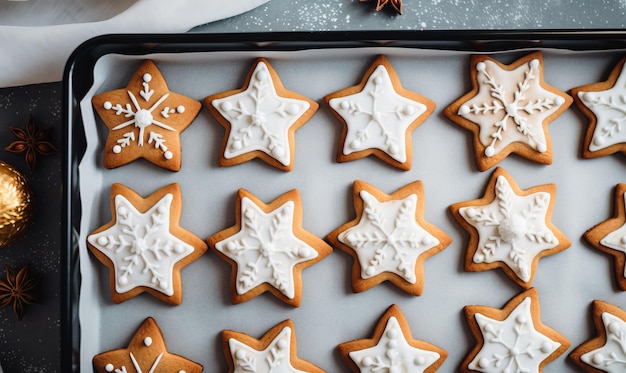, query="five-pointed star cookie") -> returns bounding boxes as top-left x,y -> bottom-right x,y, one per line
327,180 -> 451,296
444,52 -> 572,171
450,167 -> 570,288
570,300 -> 626,372
584,183 -> 626,291
571,56 -> 626,159
461,288 -> 569,373
222,319 -> 325,373
92,60 -> 202,171
325,55 -> 435,170
338,304 -> 446,373
87,183 -> 208,305
93,317 -> 203,373
207,189 -> 332,307
205,58 -> 318,171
